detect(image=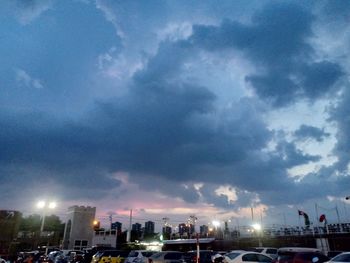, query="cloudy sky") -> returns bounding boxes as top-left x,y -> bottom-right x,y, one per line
1,0 -> 350,230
